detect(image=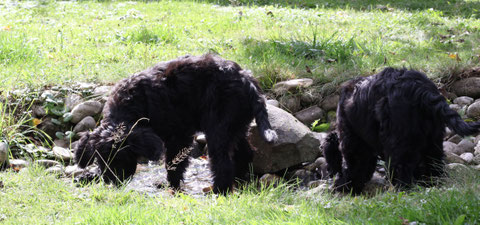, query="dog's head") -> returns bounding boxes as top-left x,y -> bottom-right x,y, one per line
74,122 -> 165,184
